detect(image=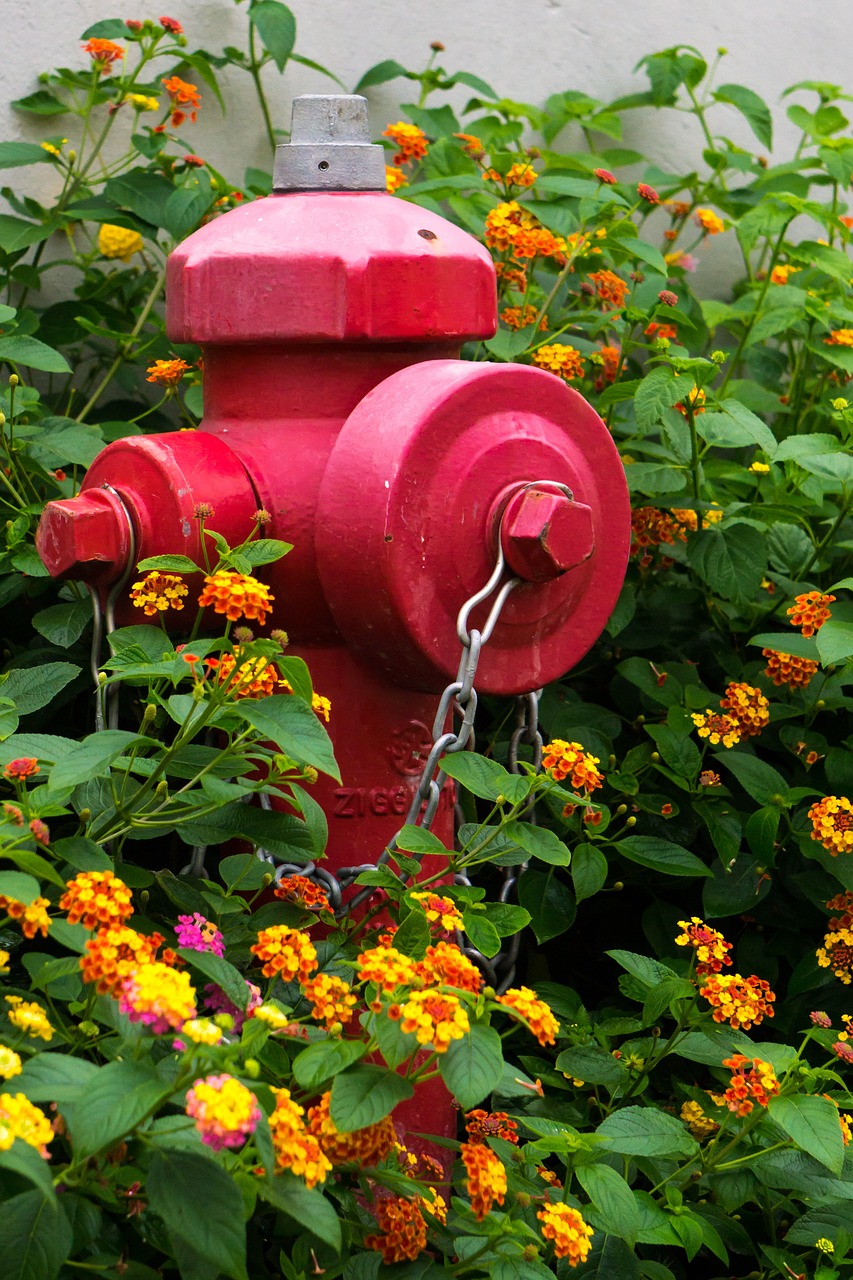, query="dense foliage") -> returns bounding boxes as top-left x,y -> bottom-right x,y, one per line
1,8 -> 853,1280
